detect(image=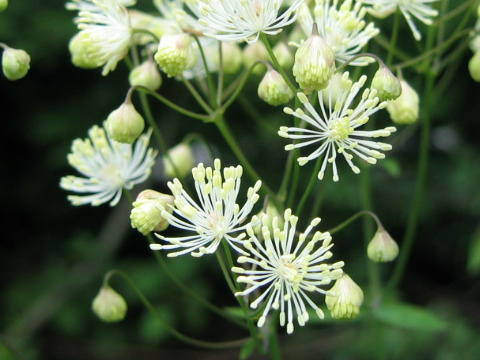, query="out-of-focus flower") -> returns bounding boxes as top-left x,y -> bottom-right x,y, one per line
60,126 -> 157,206
258,67 -> 294,106
92,285 -> 127,322
386,79 -> 419,125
